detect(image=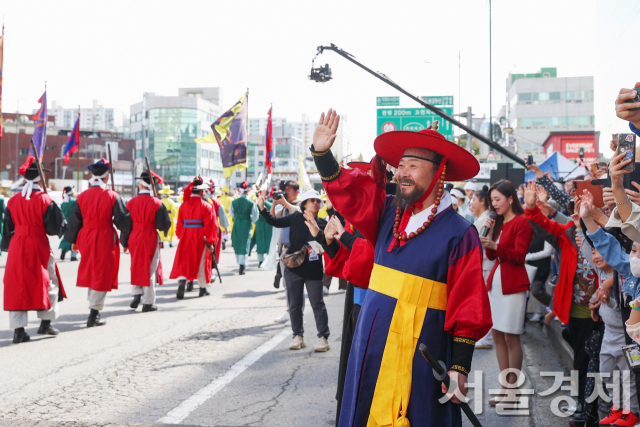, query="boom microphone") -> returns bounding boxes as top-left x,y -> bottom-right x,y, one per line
481,211 -> 498,238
